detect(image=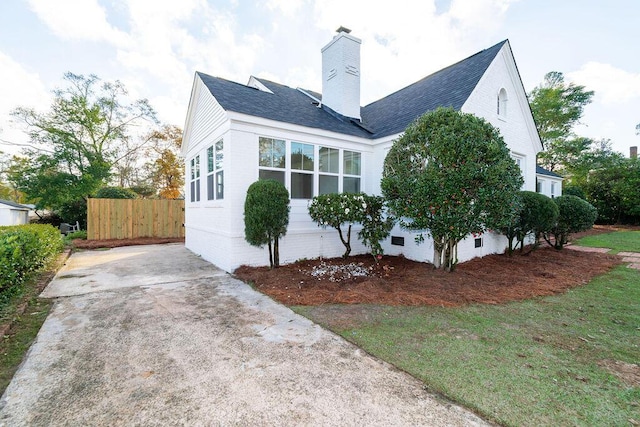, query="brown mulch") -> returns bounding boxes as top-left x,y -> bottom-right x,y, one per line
234,247 -> 622,307
73,237 -> 185,249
